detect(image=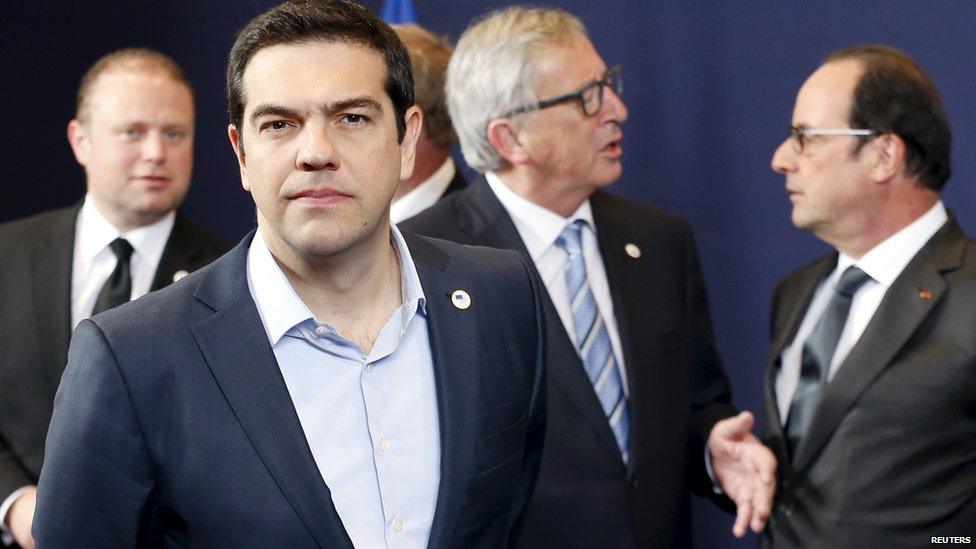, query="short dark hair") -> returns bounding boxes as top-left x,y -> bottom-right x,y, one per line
825,45 -> 951,191
226,0 -> 413,147
77,48 -> 194,122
